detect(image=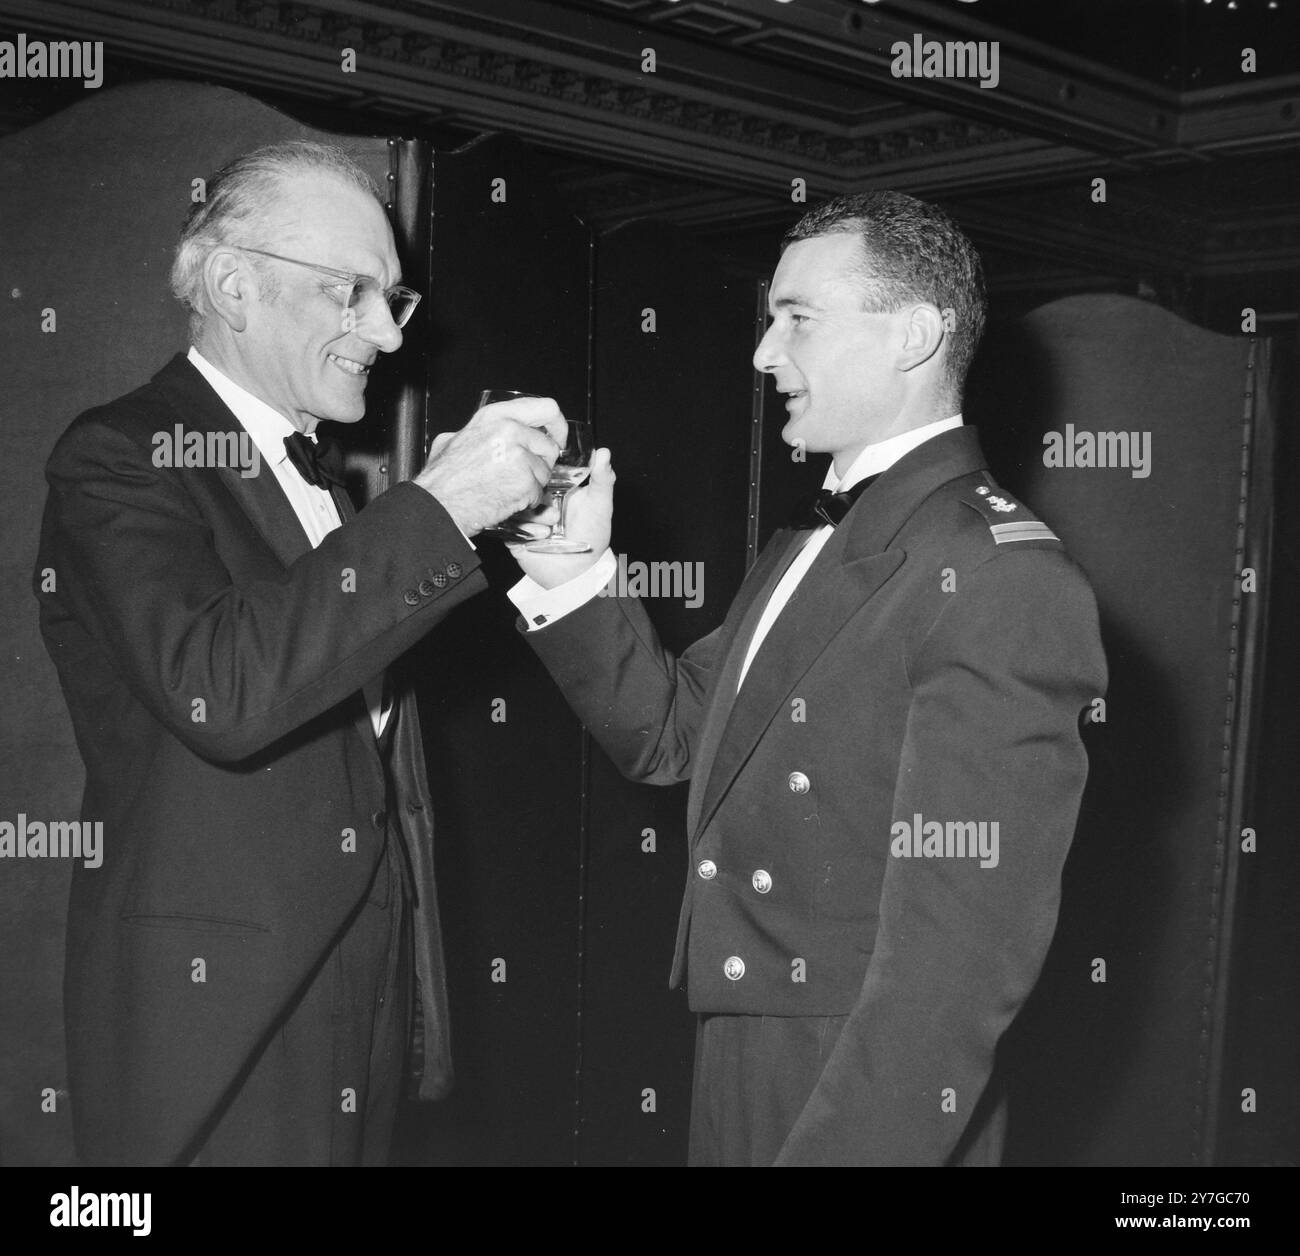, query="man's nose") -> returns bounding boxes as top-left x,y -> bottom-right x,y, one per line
752,323 -> 782,373
361,302 -> 403,354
